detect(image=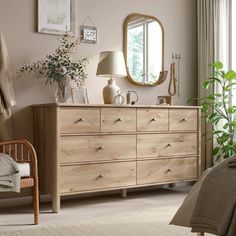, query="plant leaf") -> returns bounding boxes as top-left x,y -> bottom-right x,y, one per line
213,147 -> 221,156
224,70 -> 236,80
210,61 -> 223,69
202,80 -> 213,89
